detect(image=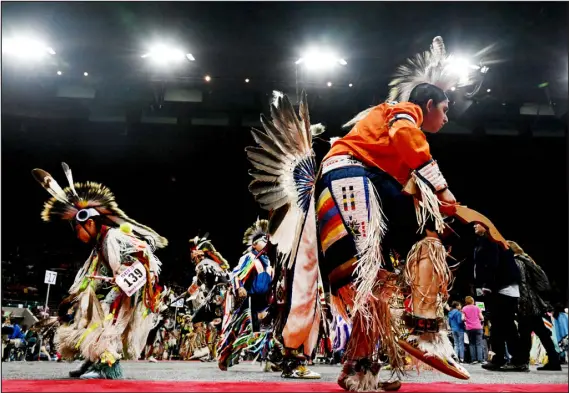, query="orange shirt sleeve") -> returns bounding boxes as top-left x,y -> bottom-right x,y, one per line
387,103 -> 432,169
